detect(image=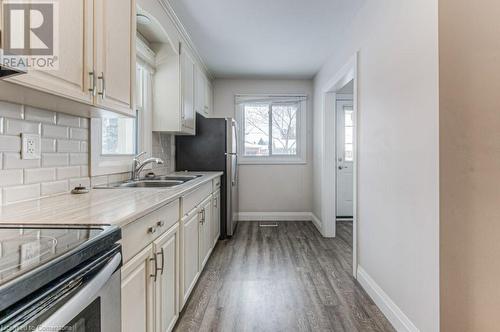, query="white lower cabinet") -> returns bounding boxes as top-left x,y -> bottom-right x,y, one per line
121,203 -> 180,332
122,176 -> 222,330
212,190 -> 221,247
180,209 -> 200,307
199,196 -> 213,270
121,245 -> 155,332
154,224 -> 180,332
122,224 -> 180,332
